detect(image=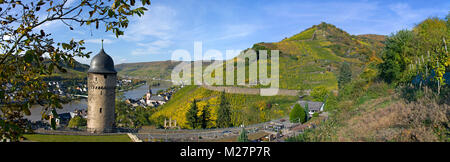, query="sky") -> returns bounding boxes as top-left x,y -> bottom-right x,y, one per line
39,0 -> 450,65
